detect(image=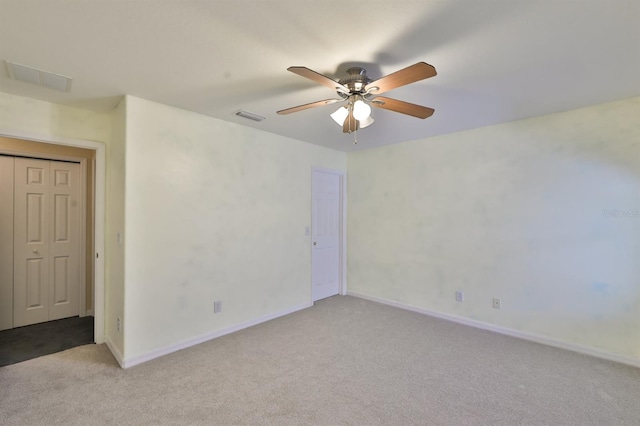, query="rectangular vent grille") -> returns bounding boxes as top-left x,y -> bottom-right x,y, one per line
235,110 -> 265,122
5,61 -> 72,93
